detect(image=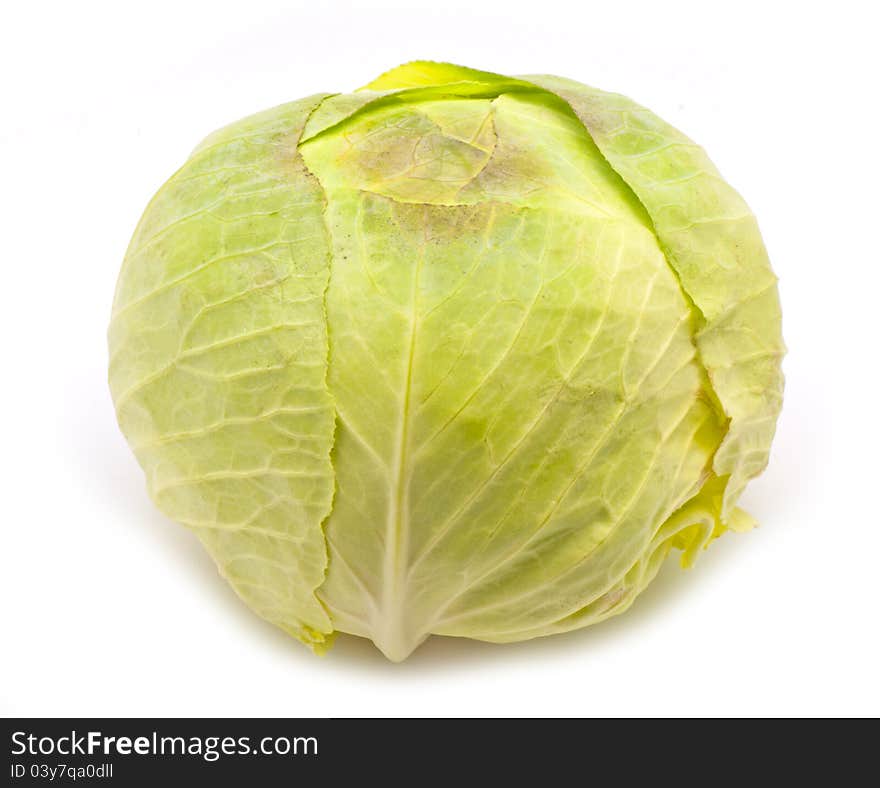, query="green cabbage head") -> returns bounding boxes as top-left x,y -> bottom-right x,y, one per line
109,62 -> 784,661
